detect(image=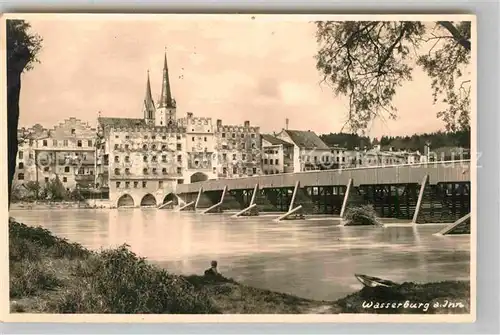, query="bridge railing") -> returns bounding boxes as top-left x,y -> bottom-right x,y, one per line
175,160 -> 471,194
